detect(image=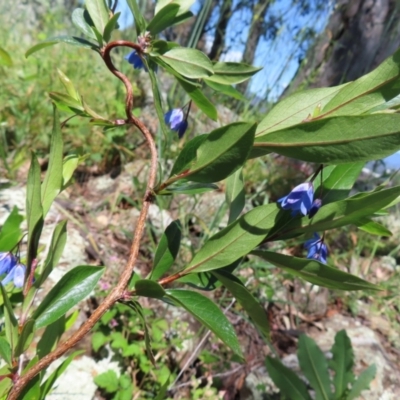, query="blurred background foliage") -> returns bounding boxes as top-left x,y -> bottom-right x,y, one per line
3,0 -> 400,169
